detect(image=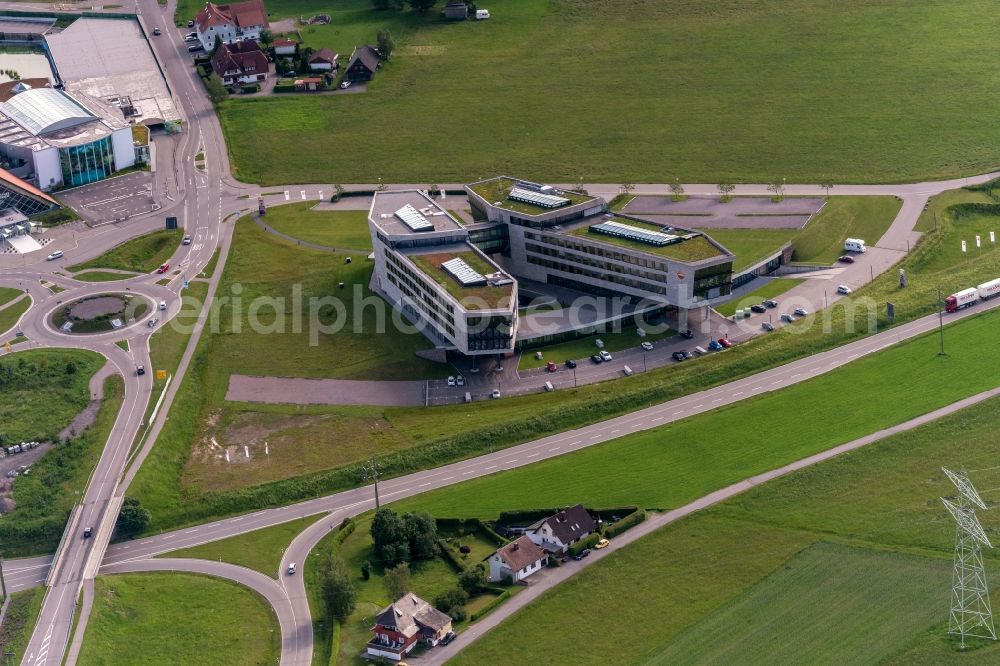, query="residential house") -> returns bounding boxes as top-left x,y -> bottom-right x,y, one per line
345,44 -> 380,82
486,535 -> 547,583
443,2 -> 468,19
195,0 -> 269,51
525,503 -> 597,554
308,47 -> 338,71
367,592 -> 453,662
273,37 -> 296,56
211,40 -> 269,86
294,77 -> 323,92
